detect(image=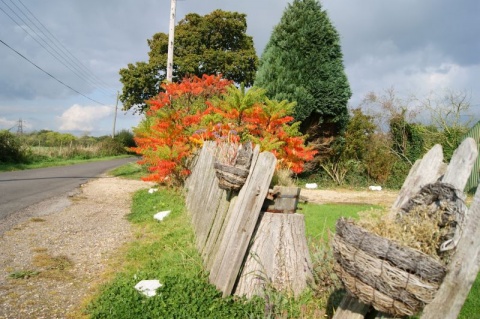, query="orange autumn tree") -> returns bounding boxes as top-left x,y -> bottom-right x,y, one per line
132,74 -> 316,185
